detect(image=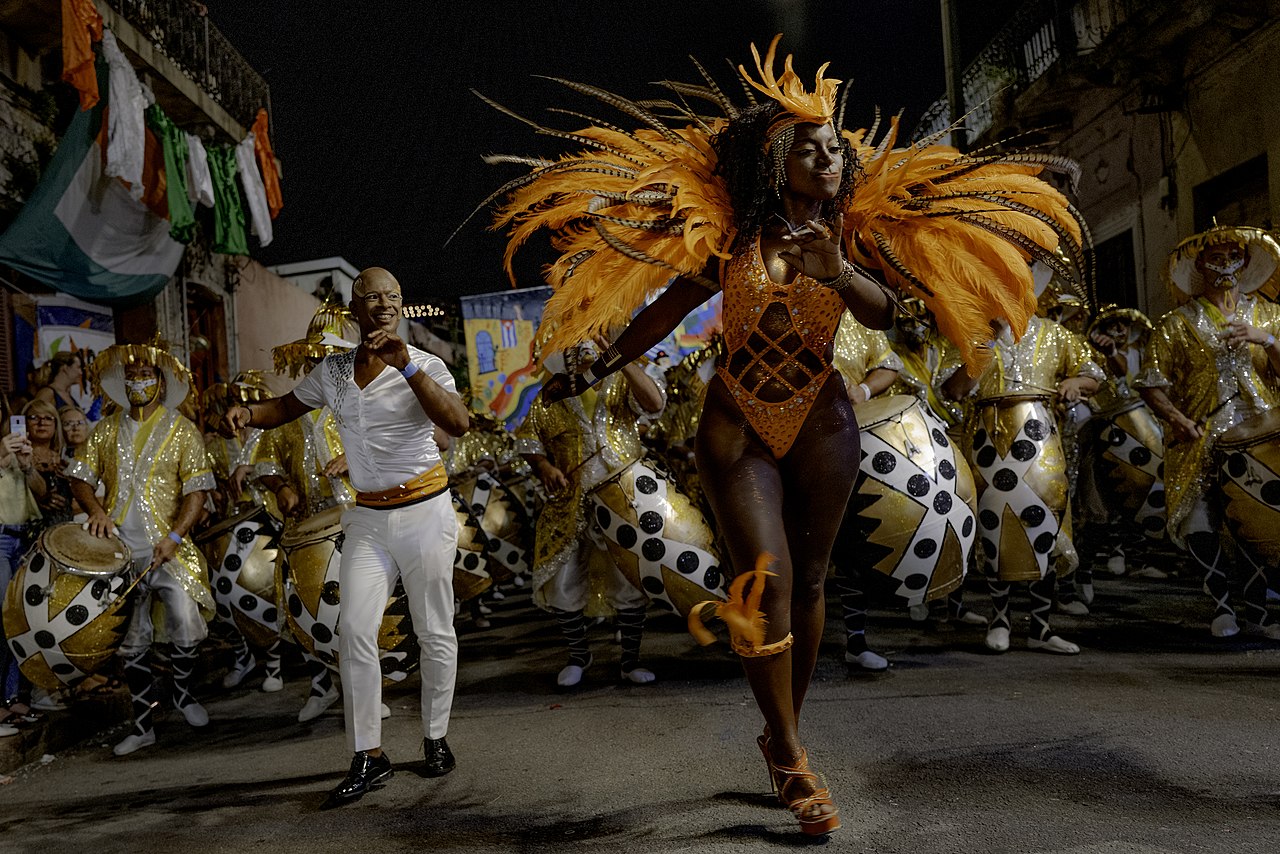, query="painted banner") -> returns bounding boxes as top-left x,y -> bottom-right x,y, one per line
460,285 -> 723,431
